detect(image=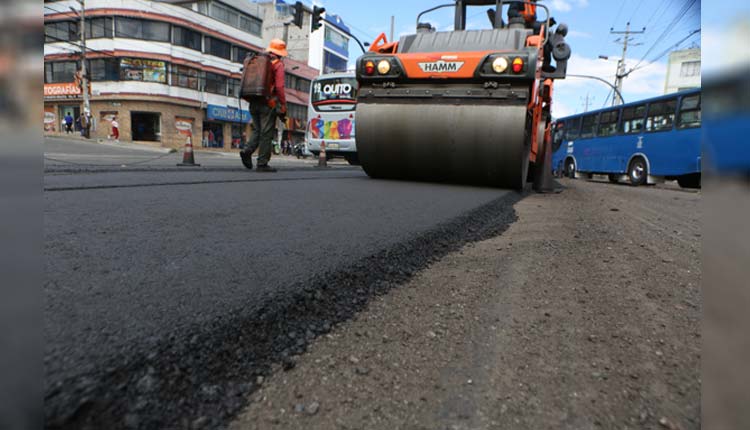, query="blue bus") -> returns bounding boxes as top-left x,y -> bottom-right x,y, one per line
702,71 -> 750,176
552,89 -> 702,188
